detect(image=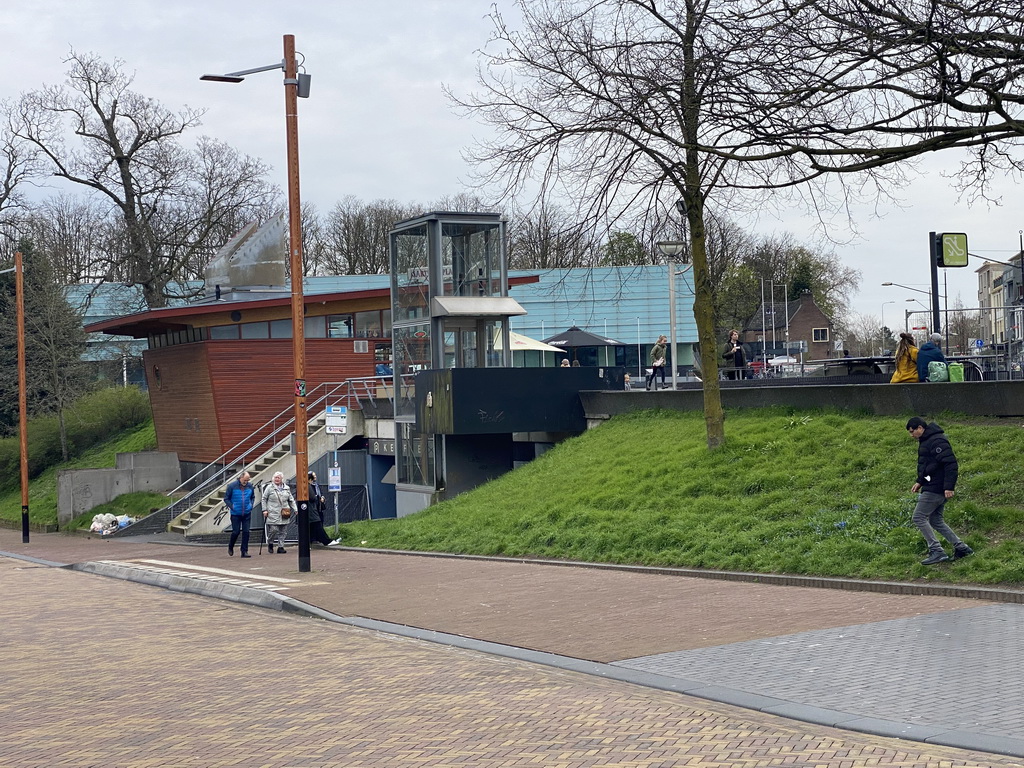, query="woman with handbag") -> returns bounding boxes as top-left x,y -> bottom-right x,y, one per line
646,335 -> 668,390
262,472 -> 296,554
